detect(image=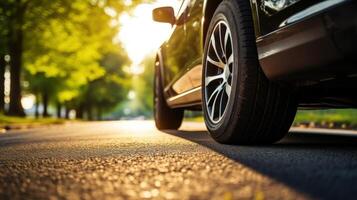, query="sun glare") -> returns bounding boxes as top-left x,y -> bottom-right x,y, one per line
21,95 -> 35,110
118,0 -> 181,70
